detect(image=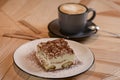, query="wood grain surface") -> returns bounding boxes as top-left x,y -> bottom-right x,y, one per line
0,0 -> 120,80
